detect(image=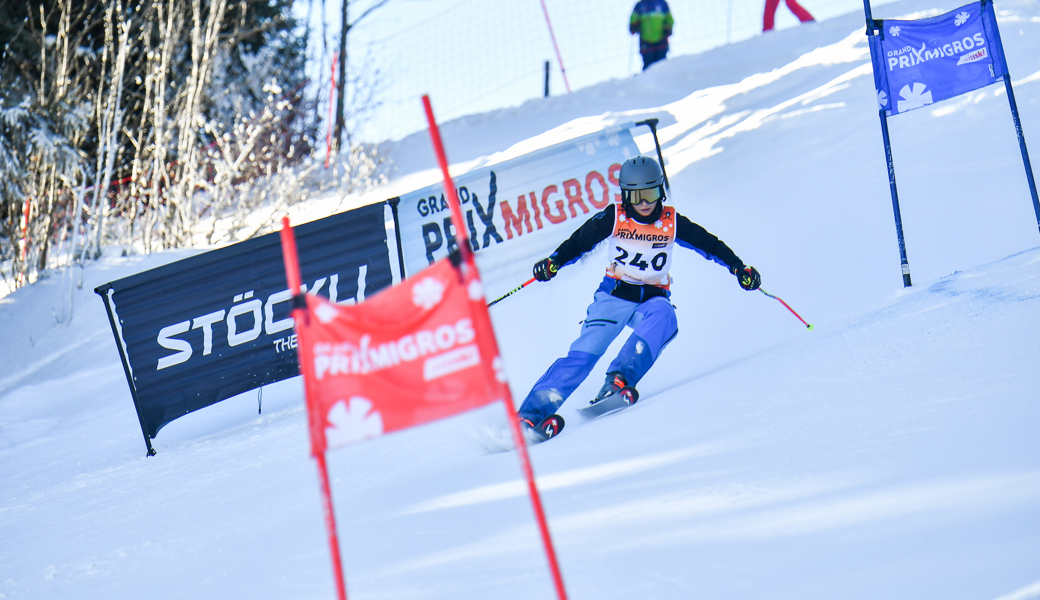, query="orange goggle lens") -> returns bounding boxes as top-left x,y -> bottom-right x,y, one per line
627,187 -> 662,206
